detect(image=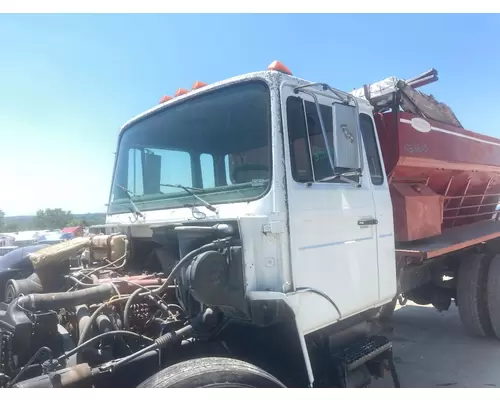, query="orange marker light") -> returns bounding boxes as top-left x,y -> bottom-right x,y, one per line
159,95 -> 173,104
192,81 -> 207,90
175,88 -> 189,97
267,60 -> 292,75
